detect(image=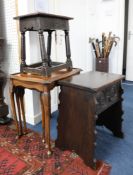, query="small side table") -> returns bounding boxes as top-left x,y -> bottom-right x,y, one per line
9,68 -> 80,155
